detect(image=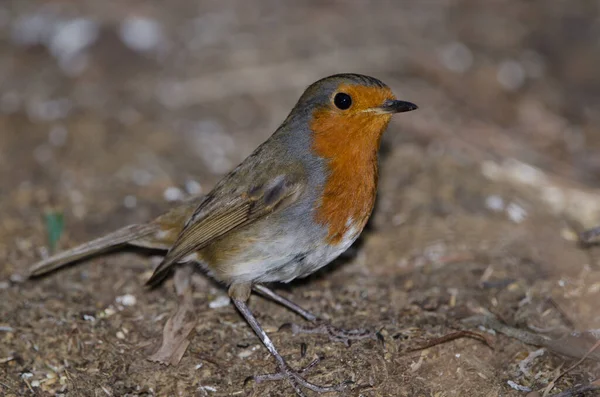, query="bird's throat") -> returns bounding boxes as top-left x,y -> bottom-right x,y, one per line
311,111 -> 388,244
